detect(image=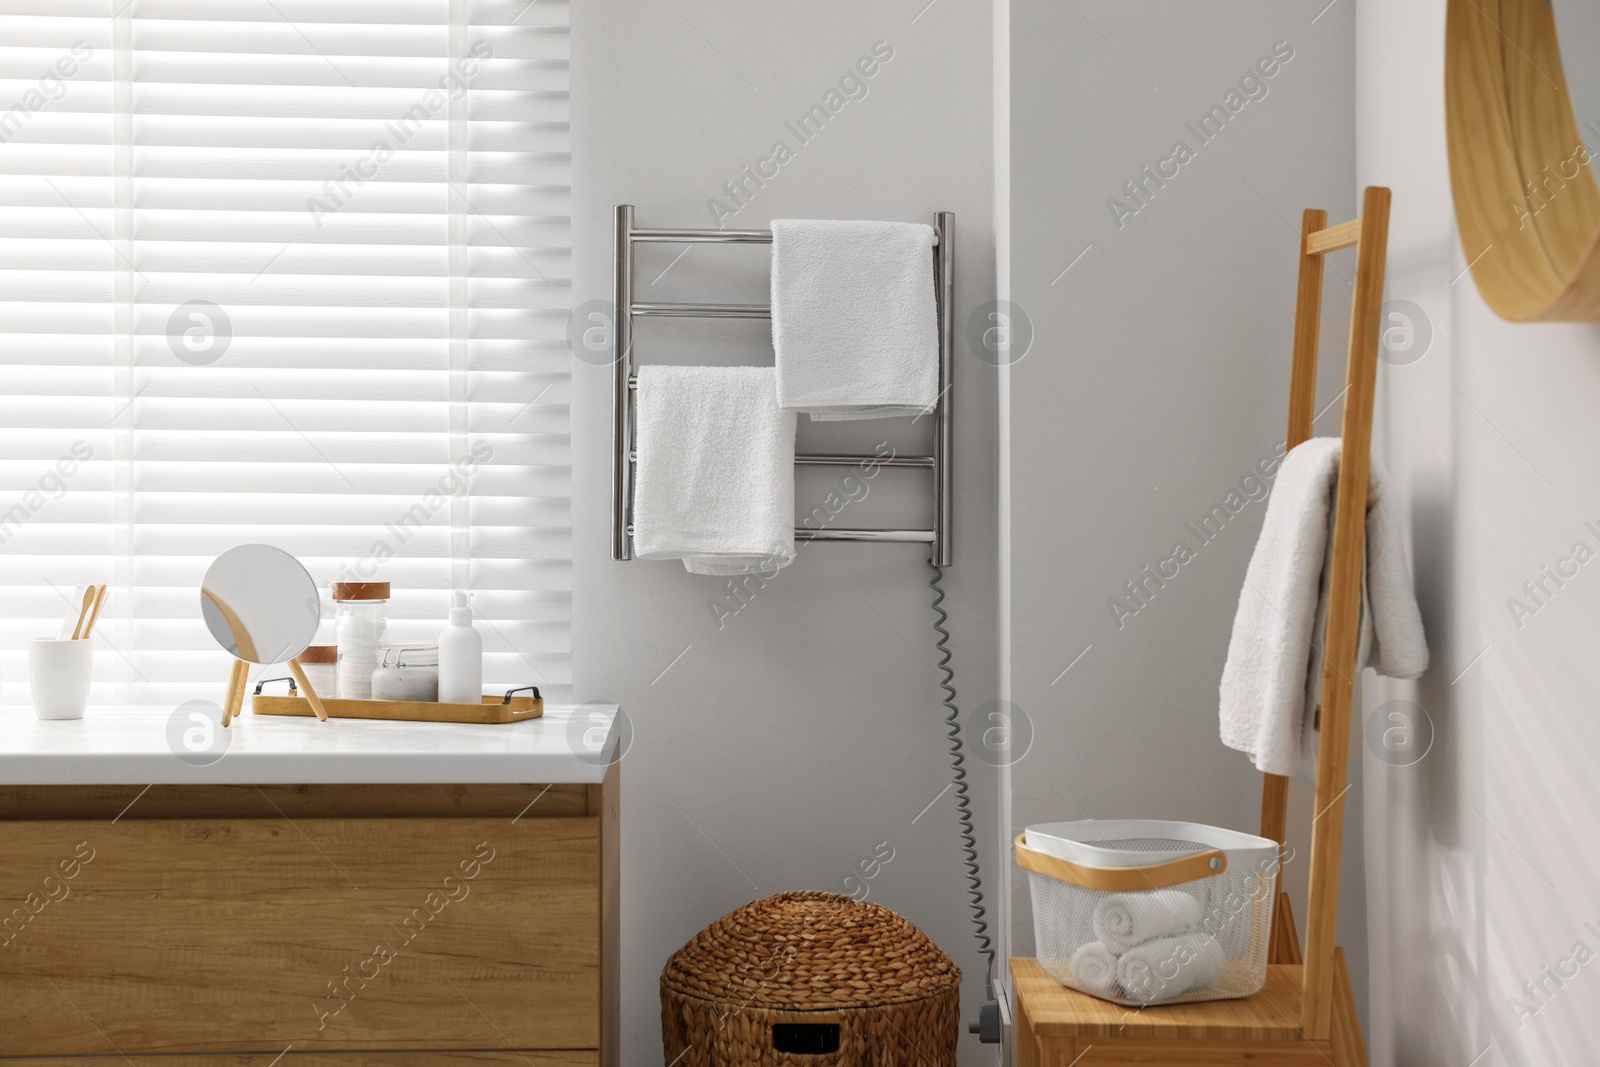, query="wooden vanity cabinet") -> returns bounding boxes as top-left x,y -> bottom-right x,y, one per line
0,768 -> 619,1067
